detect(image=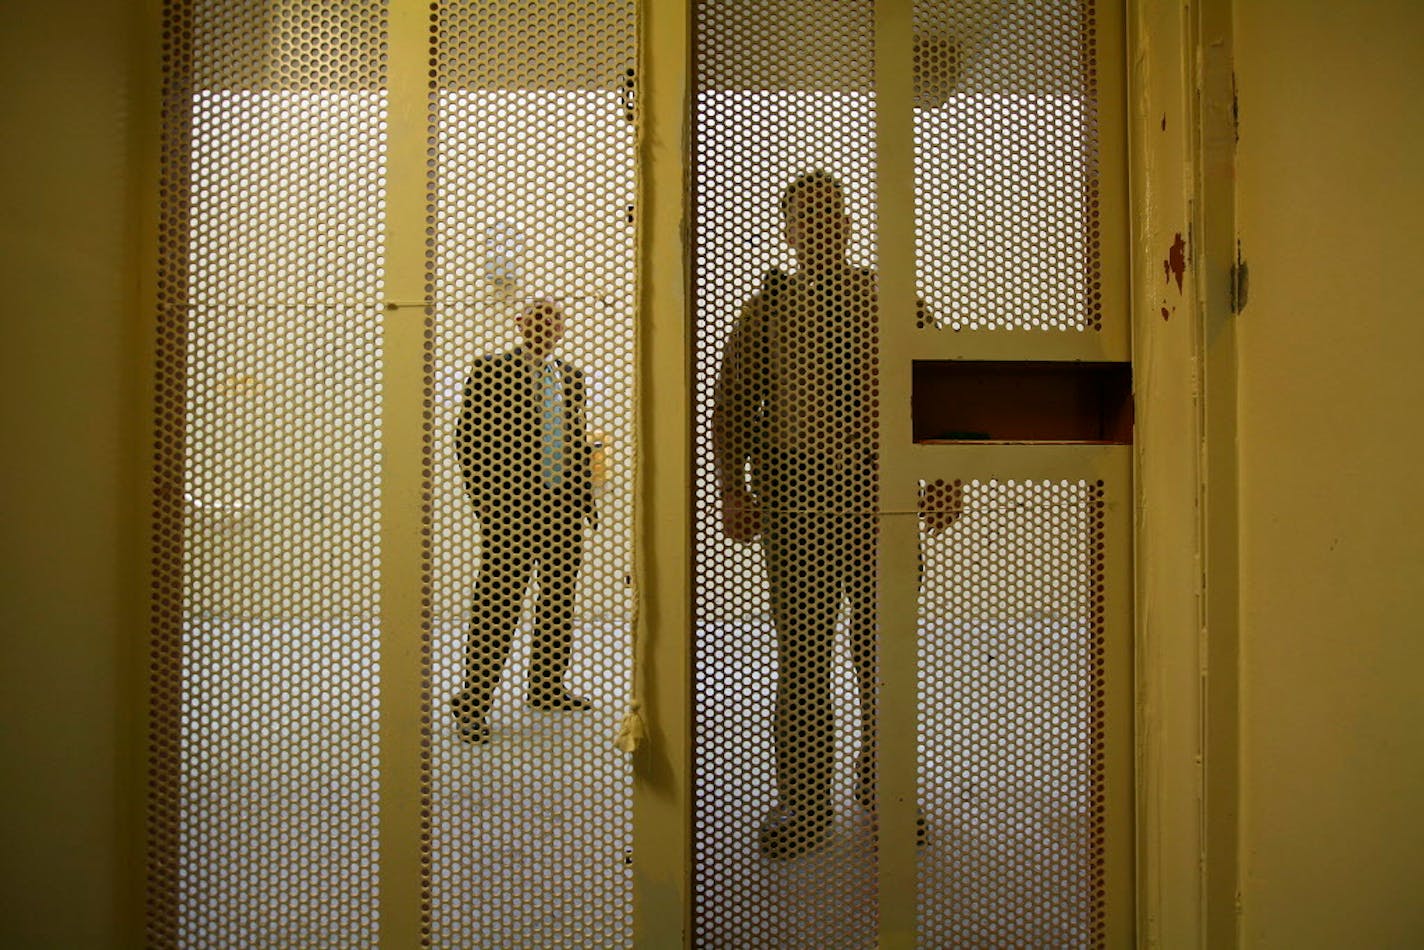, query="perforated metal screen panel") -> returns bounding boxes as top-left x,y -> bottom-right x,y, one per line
148,1 -> 388,945
913,0 -> 1102,331
149,0 -> 1124,943
426,2 -> 637,946
693,1 -> 1123,947
694,4 -> 882,946
918,478 -> 1108,944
